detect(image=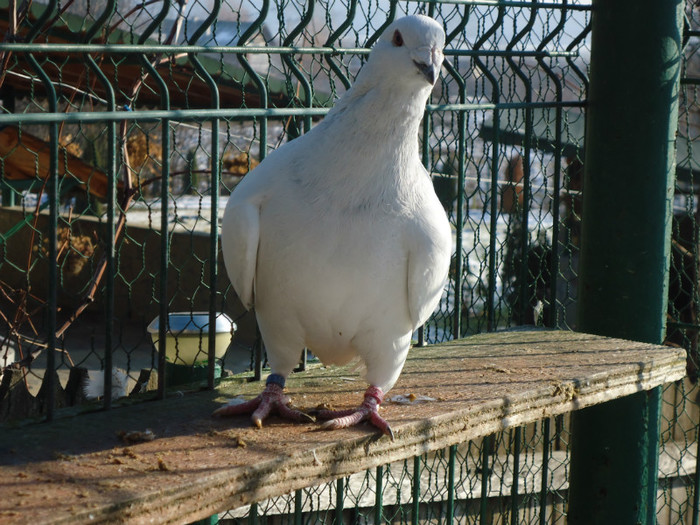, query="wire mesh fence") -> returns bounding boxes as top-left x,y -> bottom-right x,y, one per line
217,424 -> 571,525
658,4 -> 700,524
0,0 -> 696,523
